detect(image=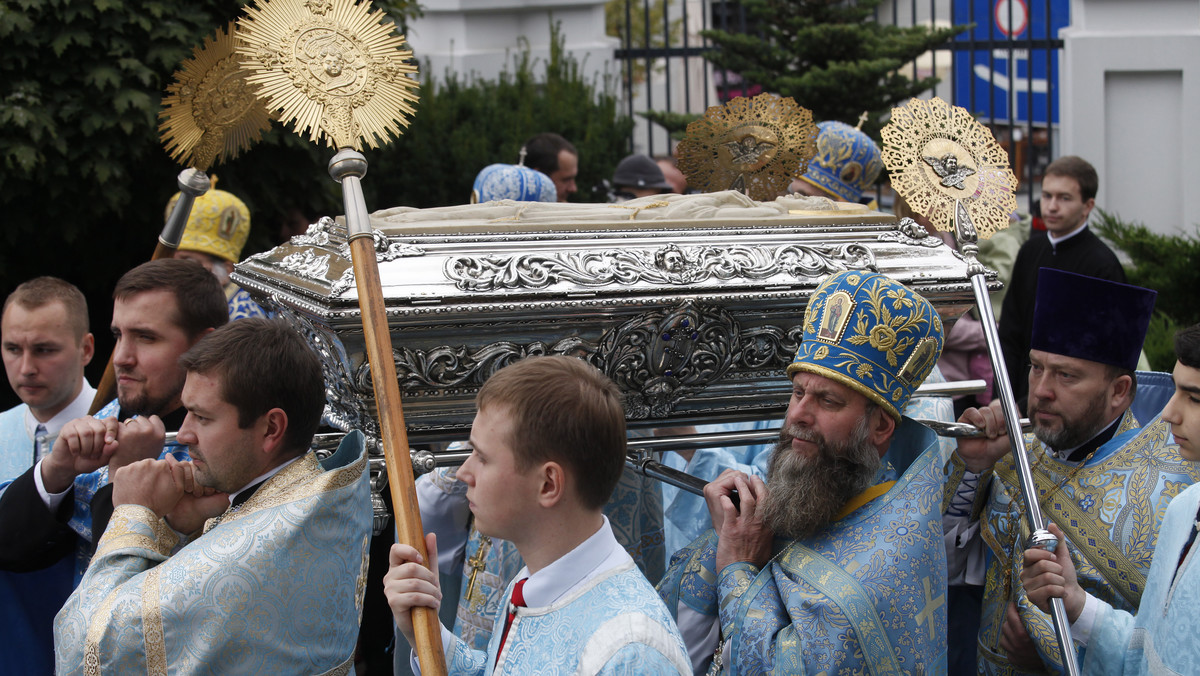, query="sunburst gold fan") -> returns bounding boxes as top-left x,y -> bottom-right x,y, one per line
676,93 -> 817,201
236,0 -> 419,150
880,97 -> 1017,239
234,1 -> 441,672
159,22 -> 273,171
